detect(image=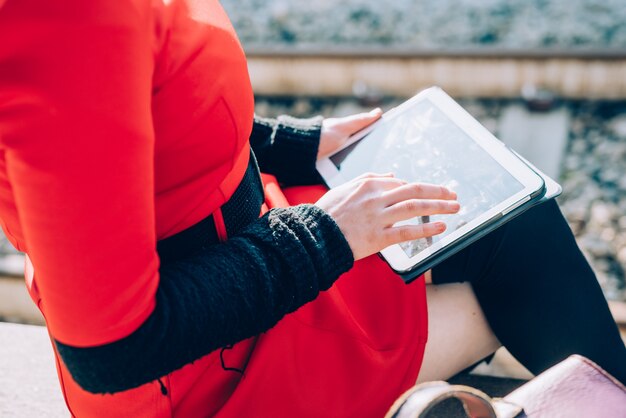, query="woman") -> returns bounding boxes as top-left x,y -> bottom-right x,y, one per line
0,1 -> 624,417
